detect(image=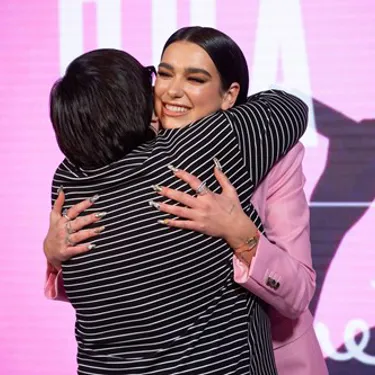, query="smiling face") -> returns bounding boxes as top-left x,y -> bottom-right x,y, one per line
154,41 -> 238,129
